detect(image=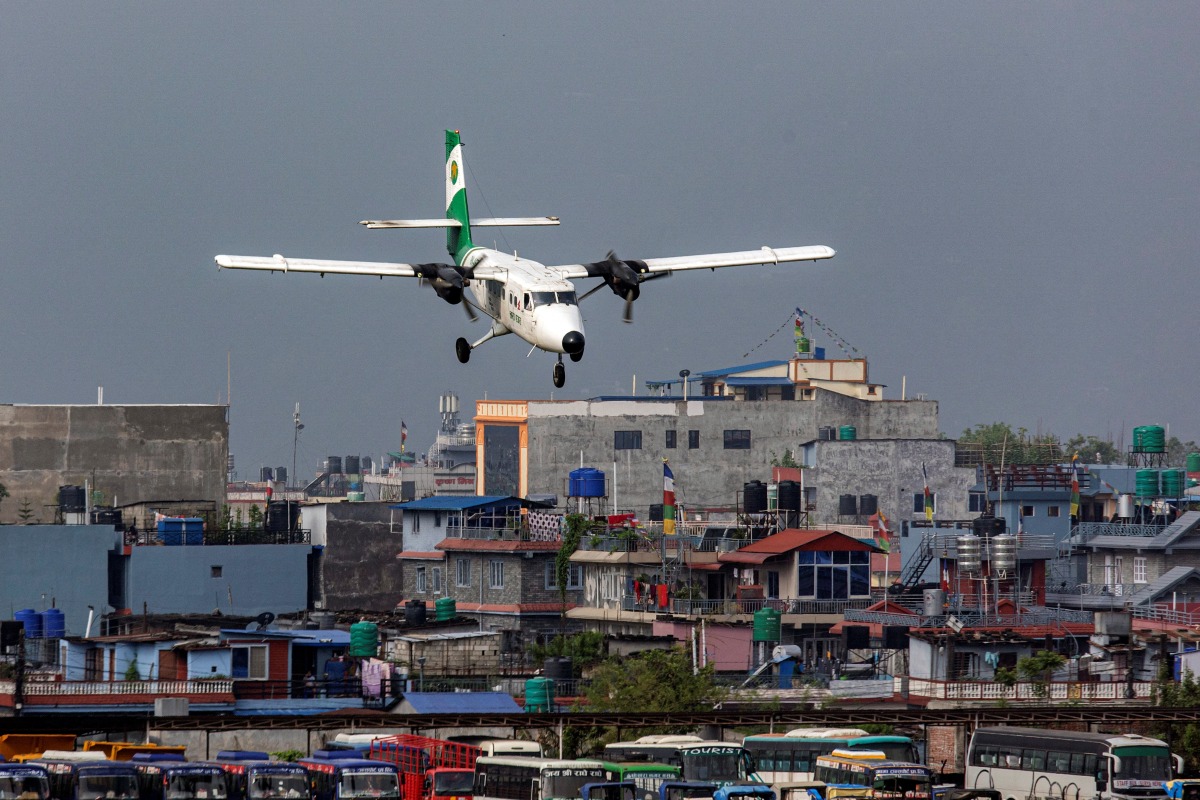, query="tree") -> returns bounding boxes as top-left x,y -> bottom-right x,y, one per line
958,422 -> 1062,465
125,658 -> 141,681
16,497 -> 36,524
1063,434 -> 1124,465
564,646 -> 728,757
248,504 -> 264,530
528,631 -> 607,673
1154,668 -> 1200,773
1016,650 -> 1066,698
556,514 -> 598,606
